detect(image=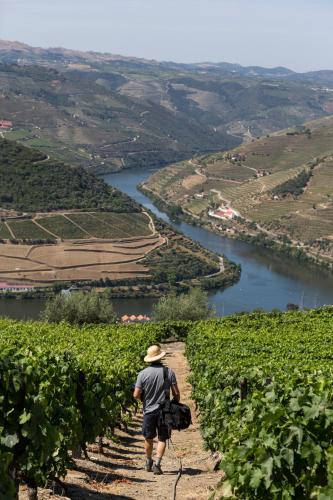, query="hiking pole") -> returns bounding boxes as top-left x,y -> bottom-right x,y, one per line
169,437 -> 183,500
